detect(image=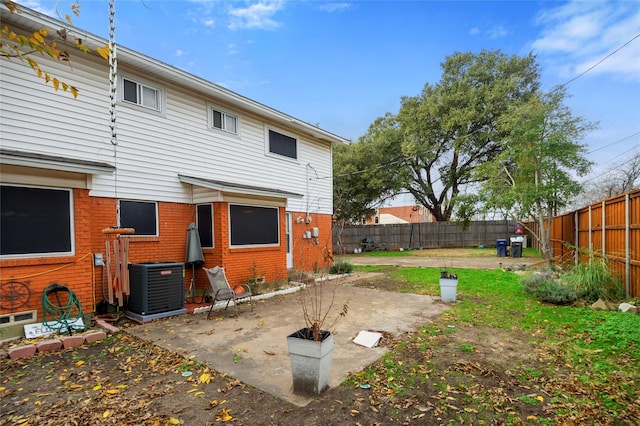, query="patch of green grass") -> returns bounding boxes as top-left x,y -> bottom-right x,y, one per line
345,266 -> 640,423
459,343 -> 475,354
